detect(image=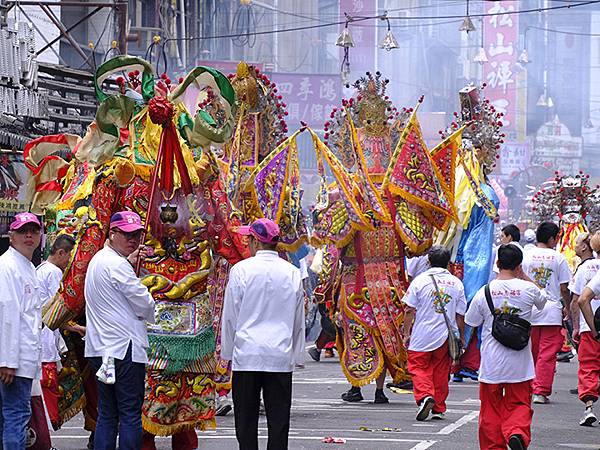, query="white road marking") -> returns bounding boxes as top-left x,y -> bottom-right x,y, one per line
52,435 -> 438,445
409,441 -> 438,450
437,410 -> 479,435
